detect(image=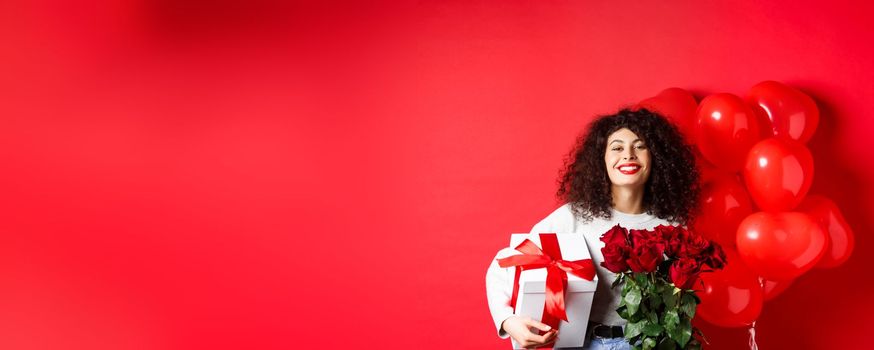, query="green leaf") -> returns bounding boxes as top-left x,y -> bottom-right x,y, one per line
625,287 -> 643,316
648,292 -> 663,310
681,292 -> 698,306
642,322 -> 664,337
684,304 -> 696,319
626,273 -> 637,287
661,281 -> 674,294
624,321 -> 643,339
675,318 -> 693,347
680,293 -> 697,318
662,288 -> 677,309
618,305 -> 629,319
643,337 -> 657,350
635,273 -> 648,285
663,309 -> 680,332
647,310 -> 658,324
645,278 -> 656,294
